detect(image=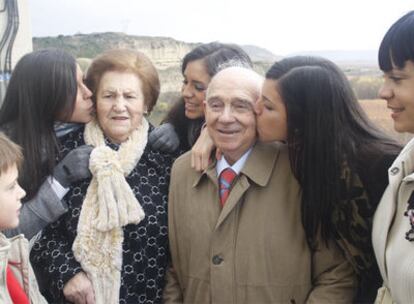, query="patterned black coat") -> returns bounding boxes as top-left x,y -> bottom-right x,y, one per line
333,151 -> 399,303
30,126 -> 175,304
